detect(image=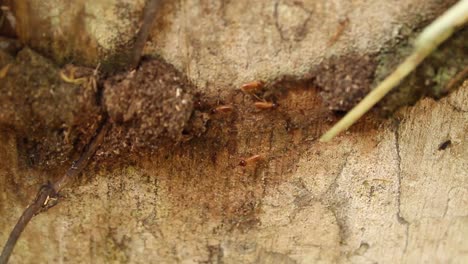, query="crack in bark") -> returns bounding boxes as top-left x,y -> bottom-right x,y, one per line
273,1 -> 286,42
393,120 -> 410,258
446,101 -> 468,113
273,1 -> 313,42
321,151 -> 352,254
321,151 -> 351,201
442,186 -> 468,218
256,248 -> 297,264
291,3 -> 313,42
328,205 -> 347,253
